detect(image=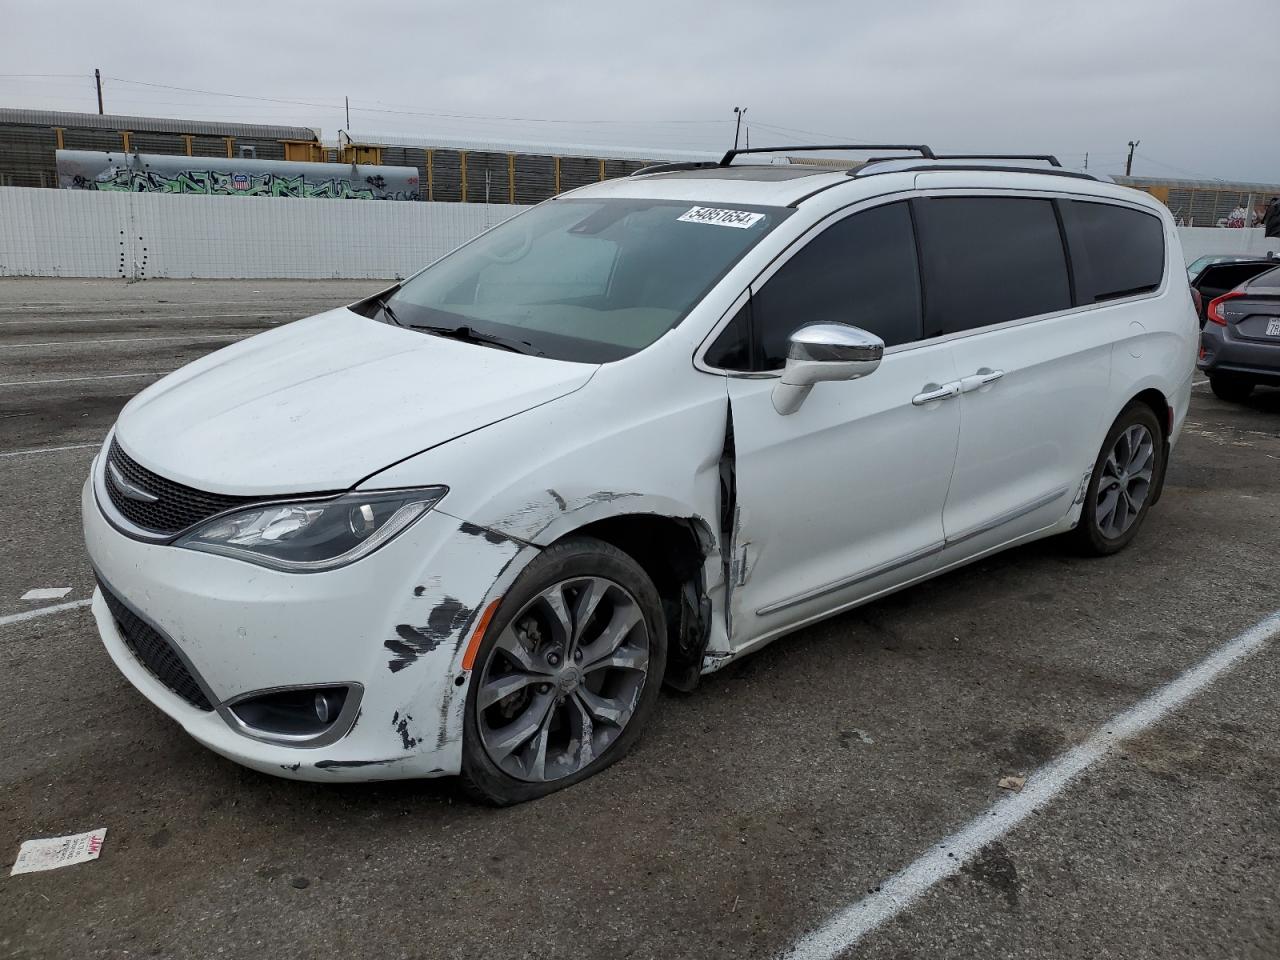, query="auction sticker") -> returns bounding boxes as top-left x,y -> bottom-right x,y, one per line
677,206 -> 765,229
10,828 -> 106,875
